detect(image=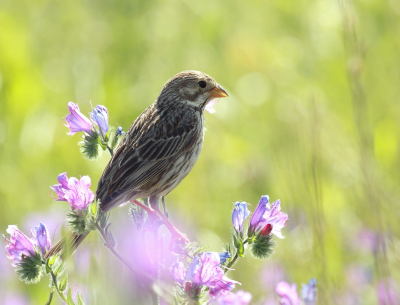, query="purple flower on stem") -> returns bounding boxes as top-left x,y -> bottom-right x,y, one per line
209,277 -> 239,297
189,252 -> 224,286
218,251 -> 231,264
64,102 -> 94,135
213,290 -> 252,305
171,252 -> 239,298
169,261 -> 186,286
90,105 -> 109,137
4,226 -> 36,266
276,282 -> 301,305
31,223 -> 51,256
51,172 -> 95,210
302,278 -> 317,305
249,195 -> 288,239
232,202 -> 250,233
